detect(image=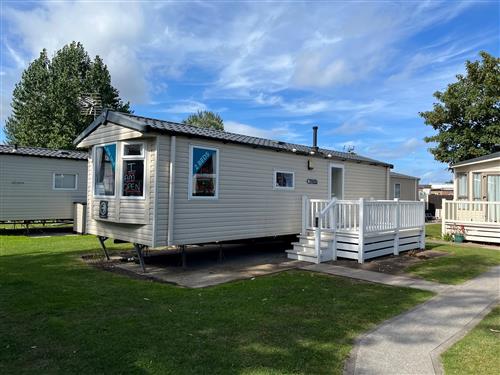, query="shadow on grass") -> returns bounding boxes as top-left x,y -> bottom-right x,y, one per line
0,247 -> 432,375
